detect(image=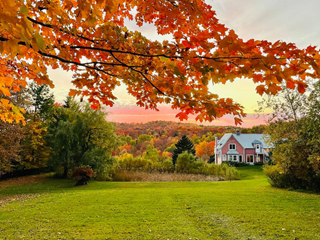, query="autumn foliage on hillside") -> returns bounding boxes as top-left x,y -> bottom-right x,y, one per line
115,121 -> 228,139
115,121 -> 266,138
1,0 -> 320,124
115,121 -> 266,159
